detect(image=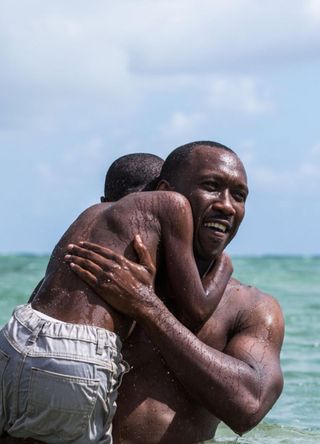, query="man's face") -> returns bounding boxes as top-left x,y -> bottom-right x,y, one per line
173,146 -> 248,265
